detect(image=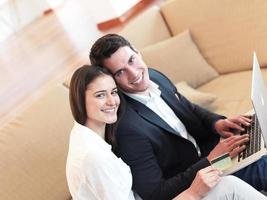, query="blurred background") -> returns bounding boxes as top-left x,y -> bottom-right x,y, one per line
0,0 -> 165,125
